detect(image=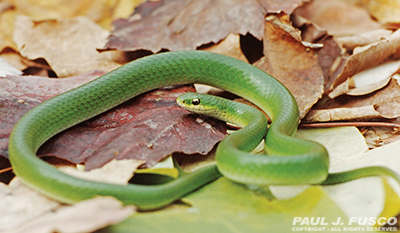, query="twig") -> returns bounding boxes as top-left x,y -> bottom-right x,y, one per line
300,122 -> 400,128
